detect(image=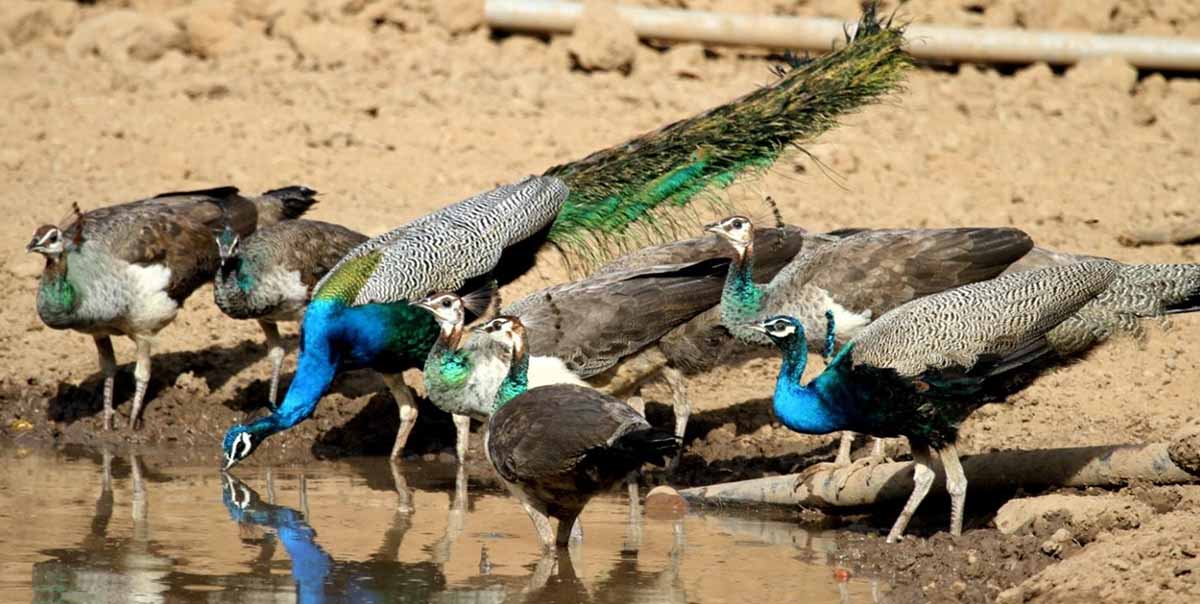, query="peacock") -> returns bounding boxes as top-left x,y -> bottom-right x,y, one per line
415,224 -> 800,464
754,258 -> 1200,542
213,216 -> 368,406
707,215 -> 1033,469
220,6 -> 912,469
27,186 -> 315,430
480,316 -> 679,549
